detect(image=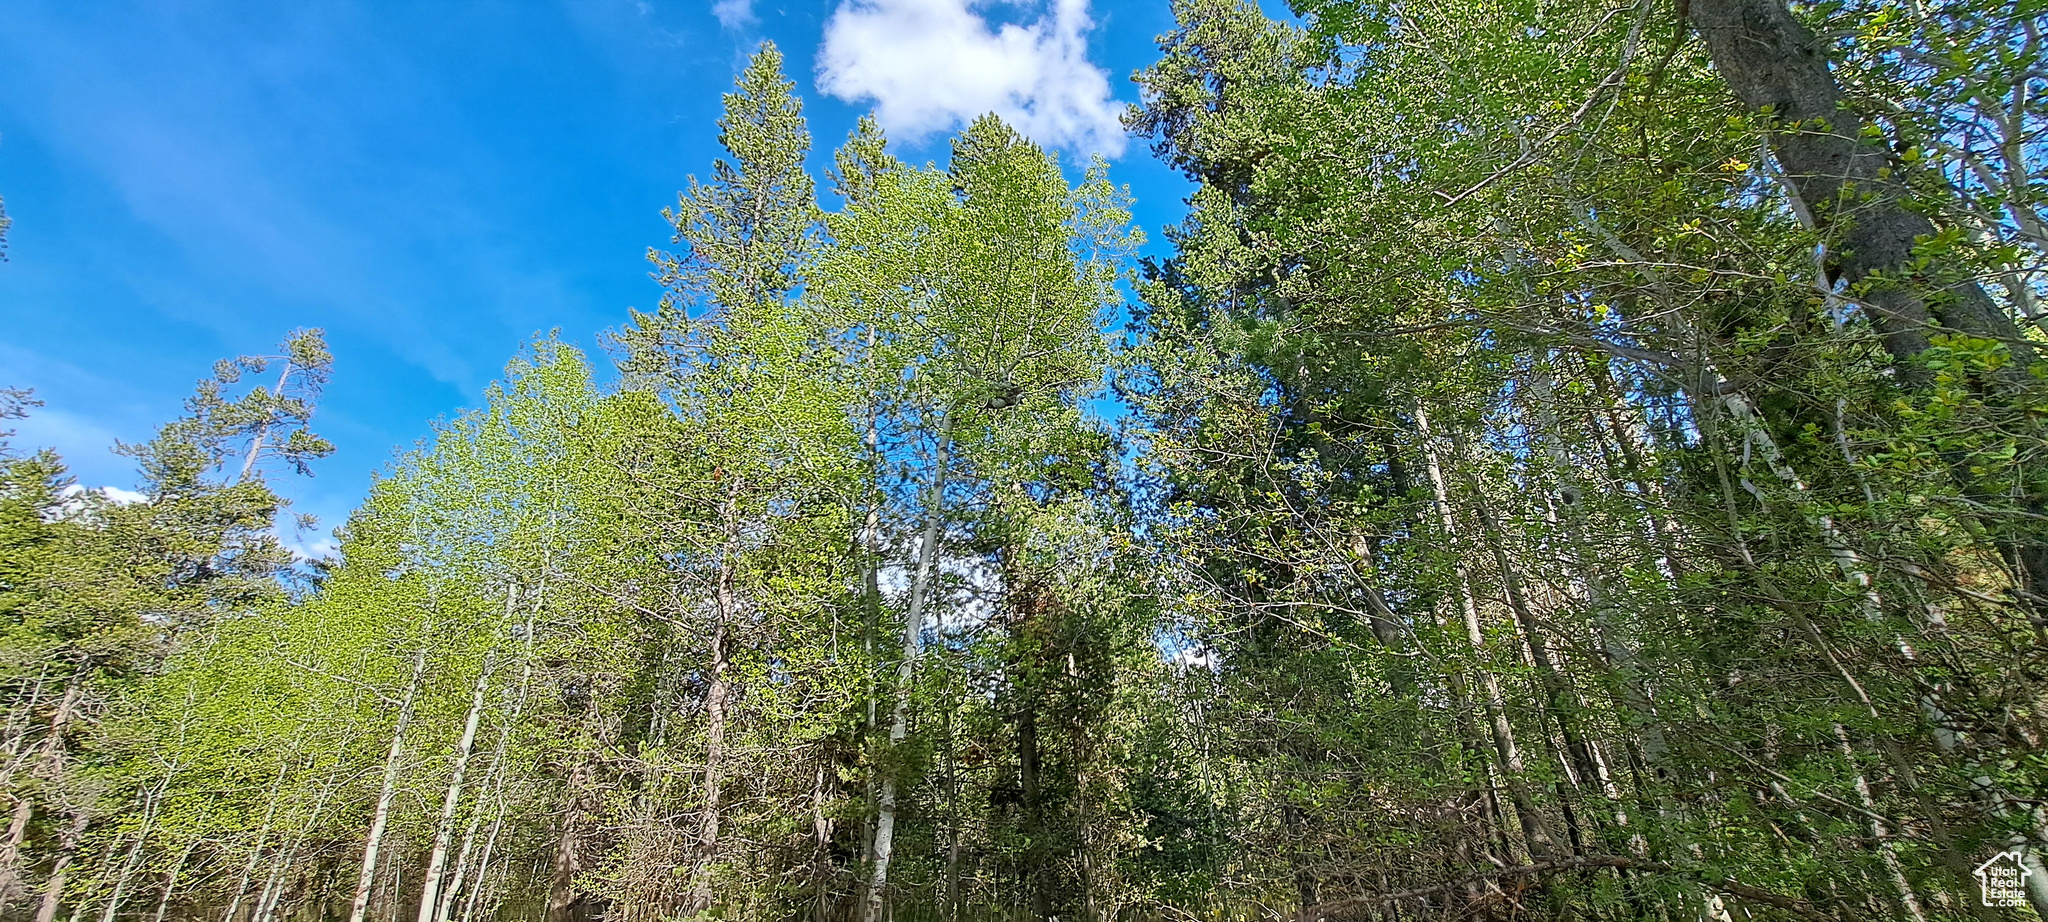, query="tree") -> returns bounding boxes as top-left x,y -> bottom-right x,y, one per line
813,112 -> 1137,922
1126,0 -> 2048,916
1,333 -> 332,921
18,4 -> 2045,919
